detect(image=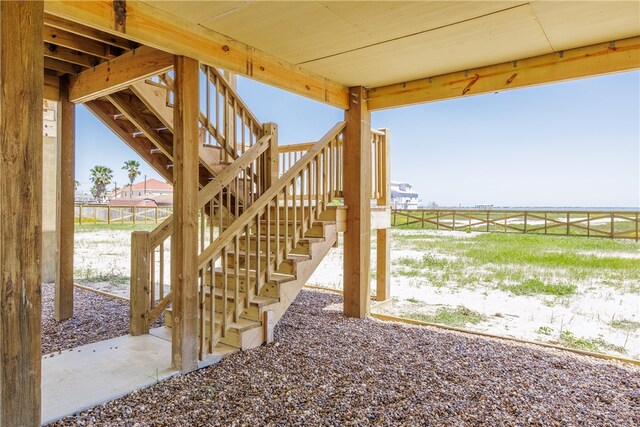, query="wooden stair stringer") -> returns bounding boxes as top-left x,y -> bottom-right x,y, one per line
235,222 -> 339,351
